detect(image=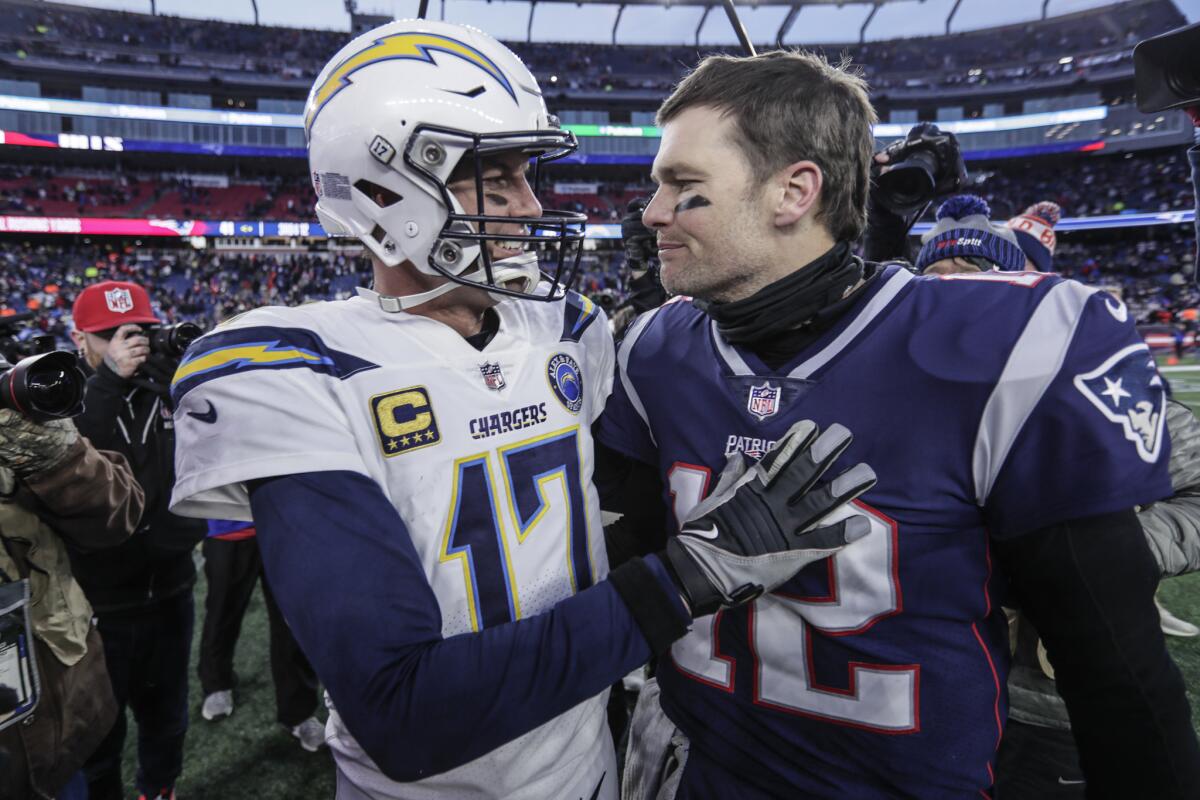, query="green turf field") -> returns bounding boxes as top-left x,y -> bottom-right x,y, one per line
120,566 -> 337,798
